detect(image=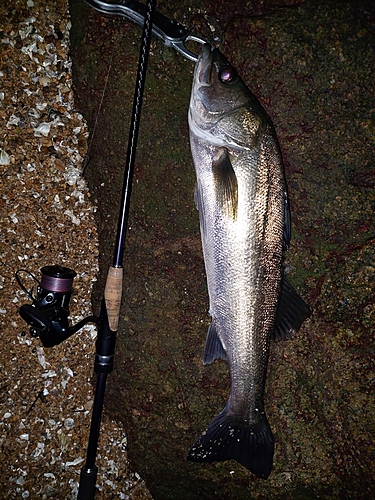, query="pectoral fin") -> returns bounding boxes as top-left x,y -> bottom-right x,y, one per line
212,148 -> 238,221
